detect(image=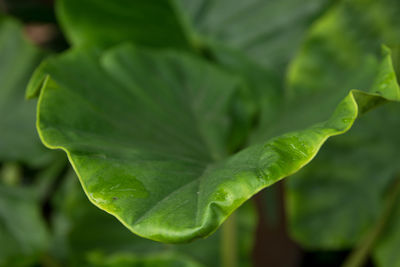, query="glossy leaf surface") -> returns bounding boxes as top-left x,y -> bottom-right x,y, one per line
32,40 -> 400,242
51,171 -> 255,266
